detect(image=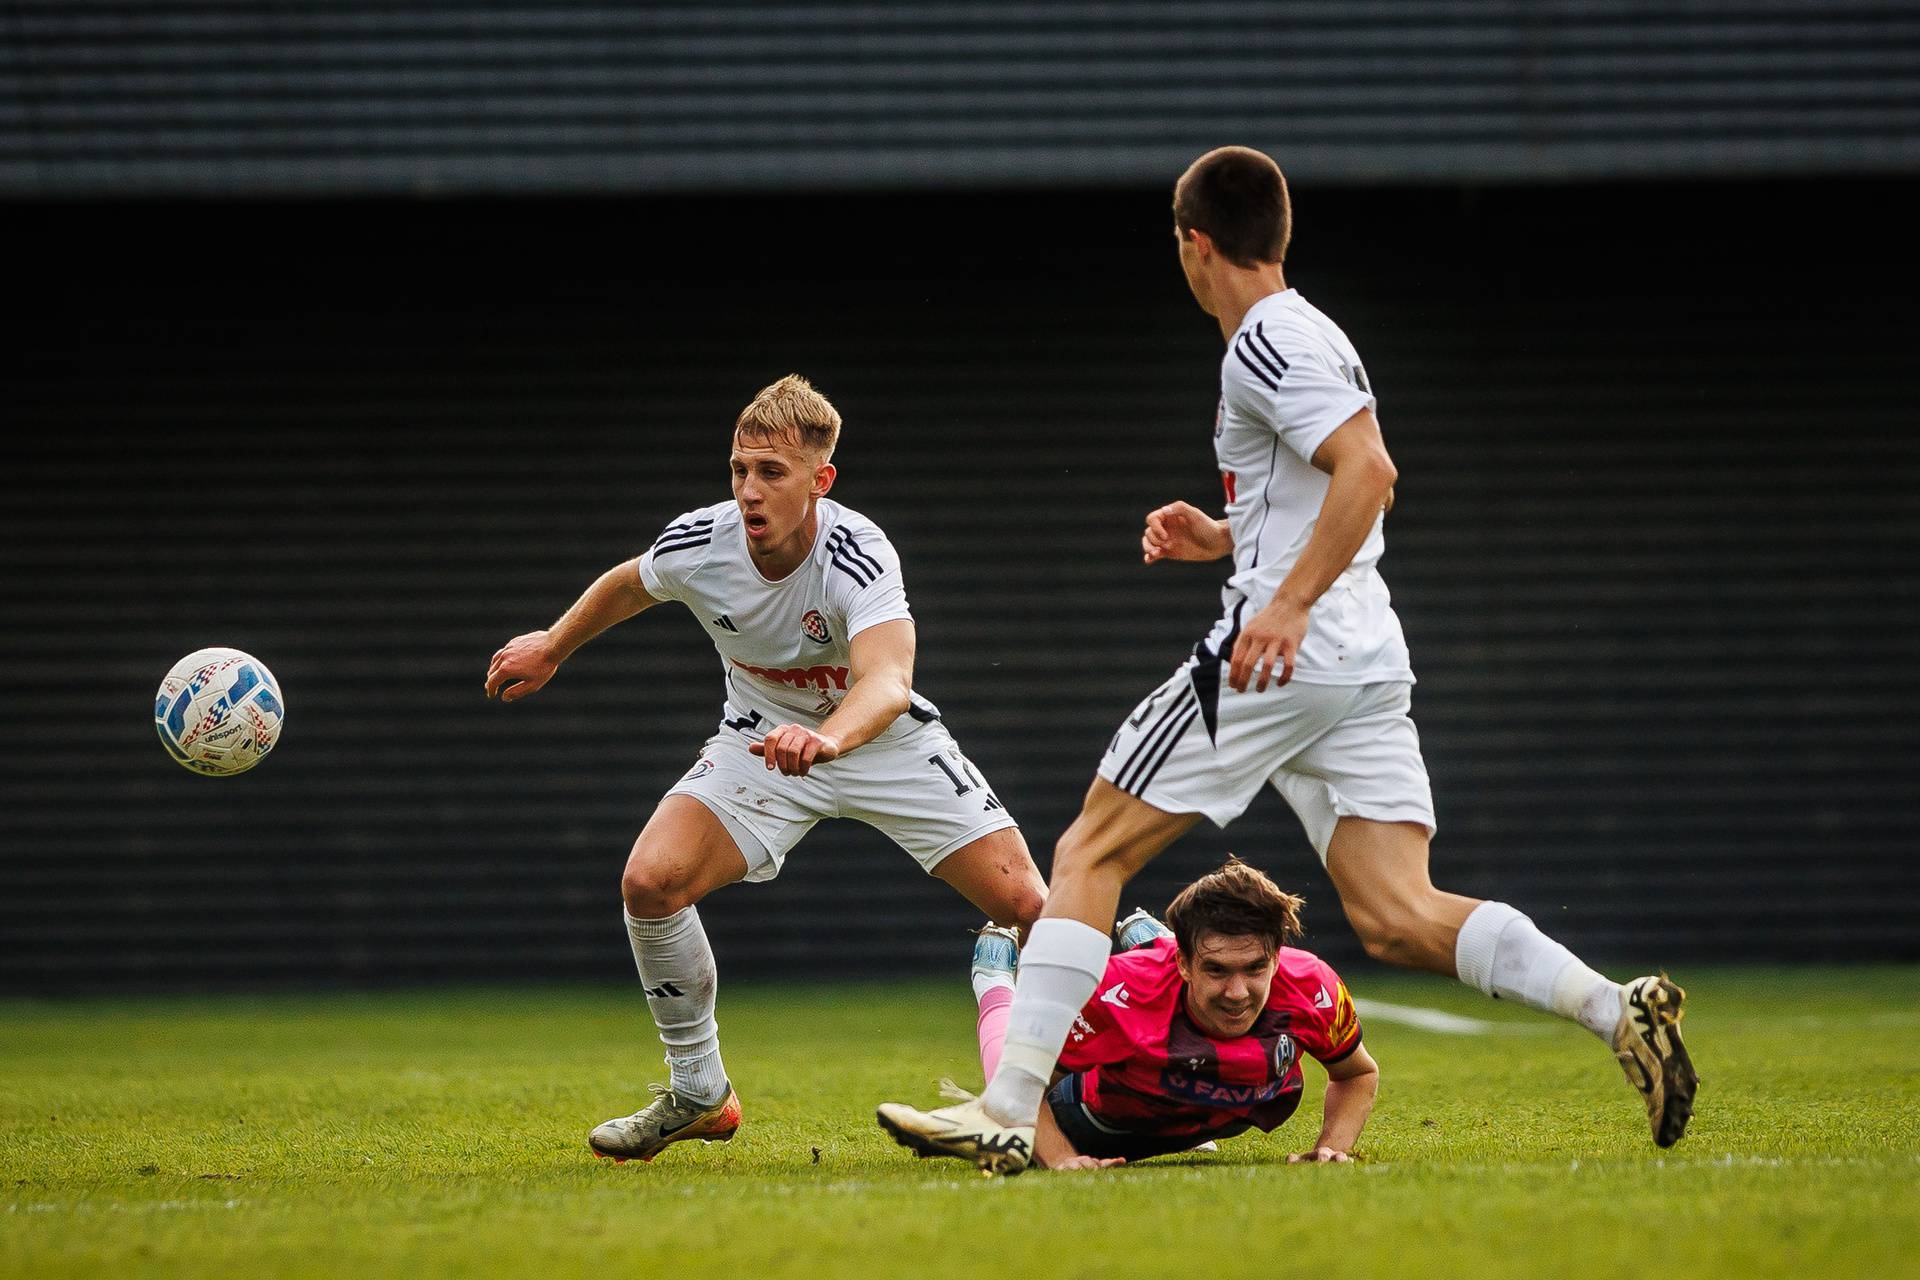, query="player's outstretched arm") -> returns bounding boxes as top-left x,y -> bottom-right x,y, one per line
1229,408 -> 1397,693
1290,1041 -> 1379,1164
751,618 -> 915,776
1141,500 -> 1233,564
486,560 -> 659,703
